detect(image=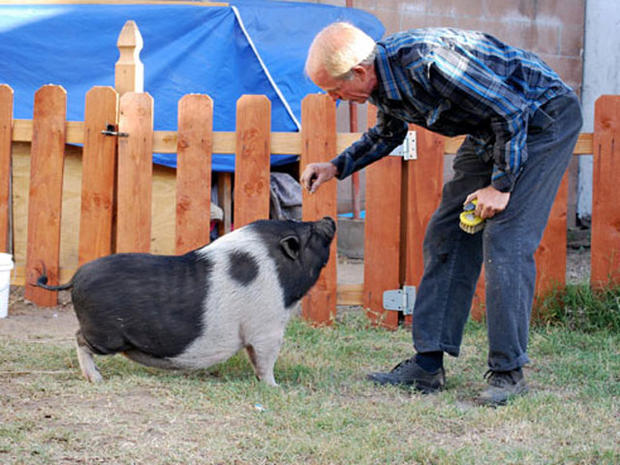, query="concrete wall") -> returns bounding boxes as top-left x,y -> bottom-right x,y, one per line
577,0 -> 620,222
292,0 -> 587,218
